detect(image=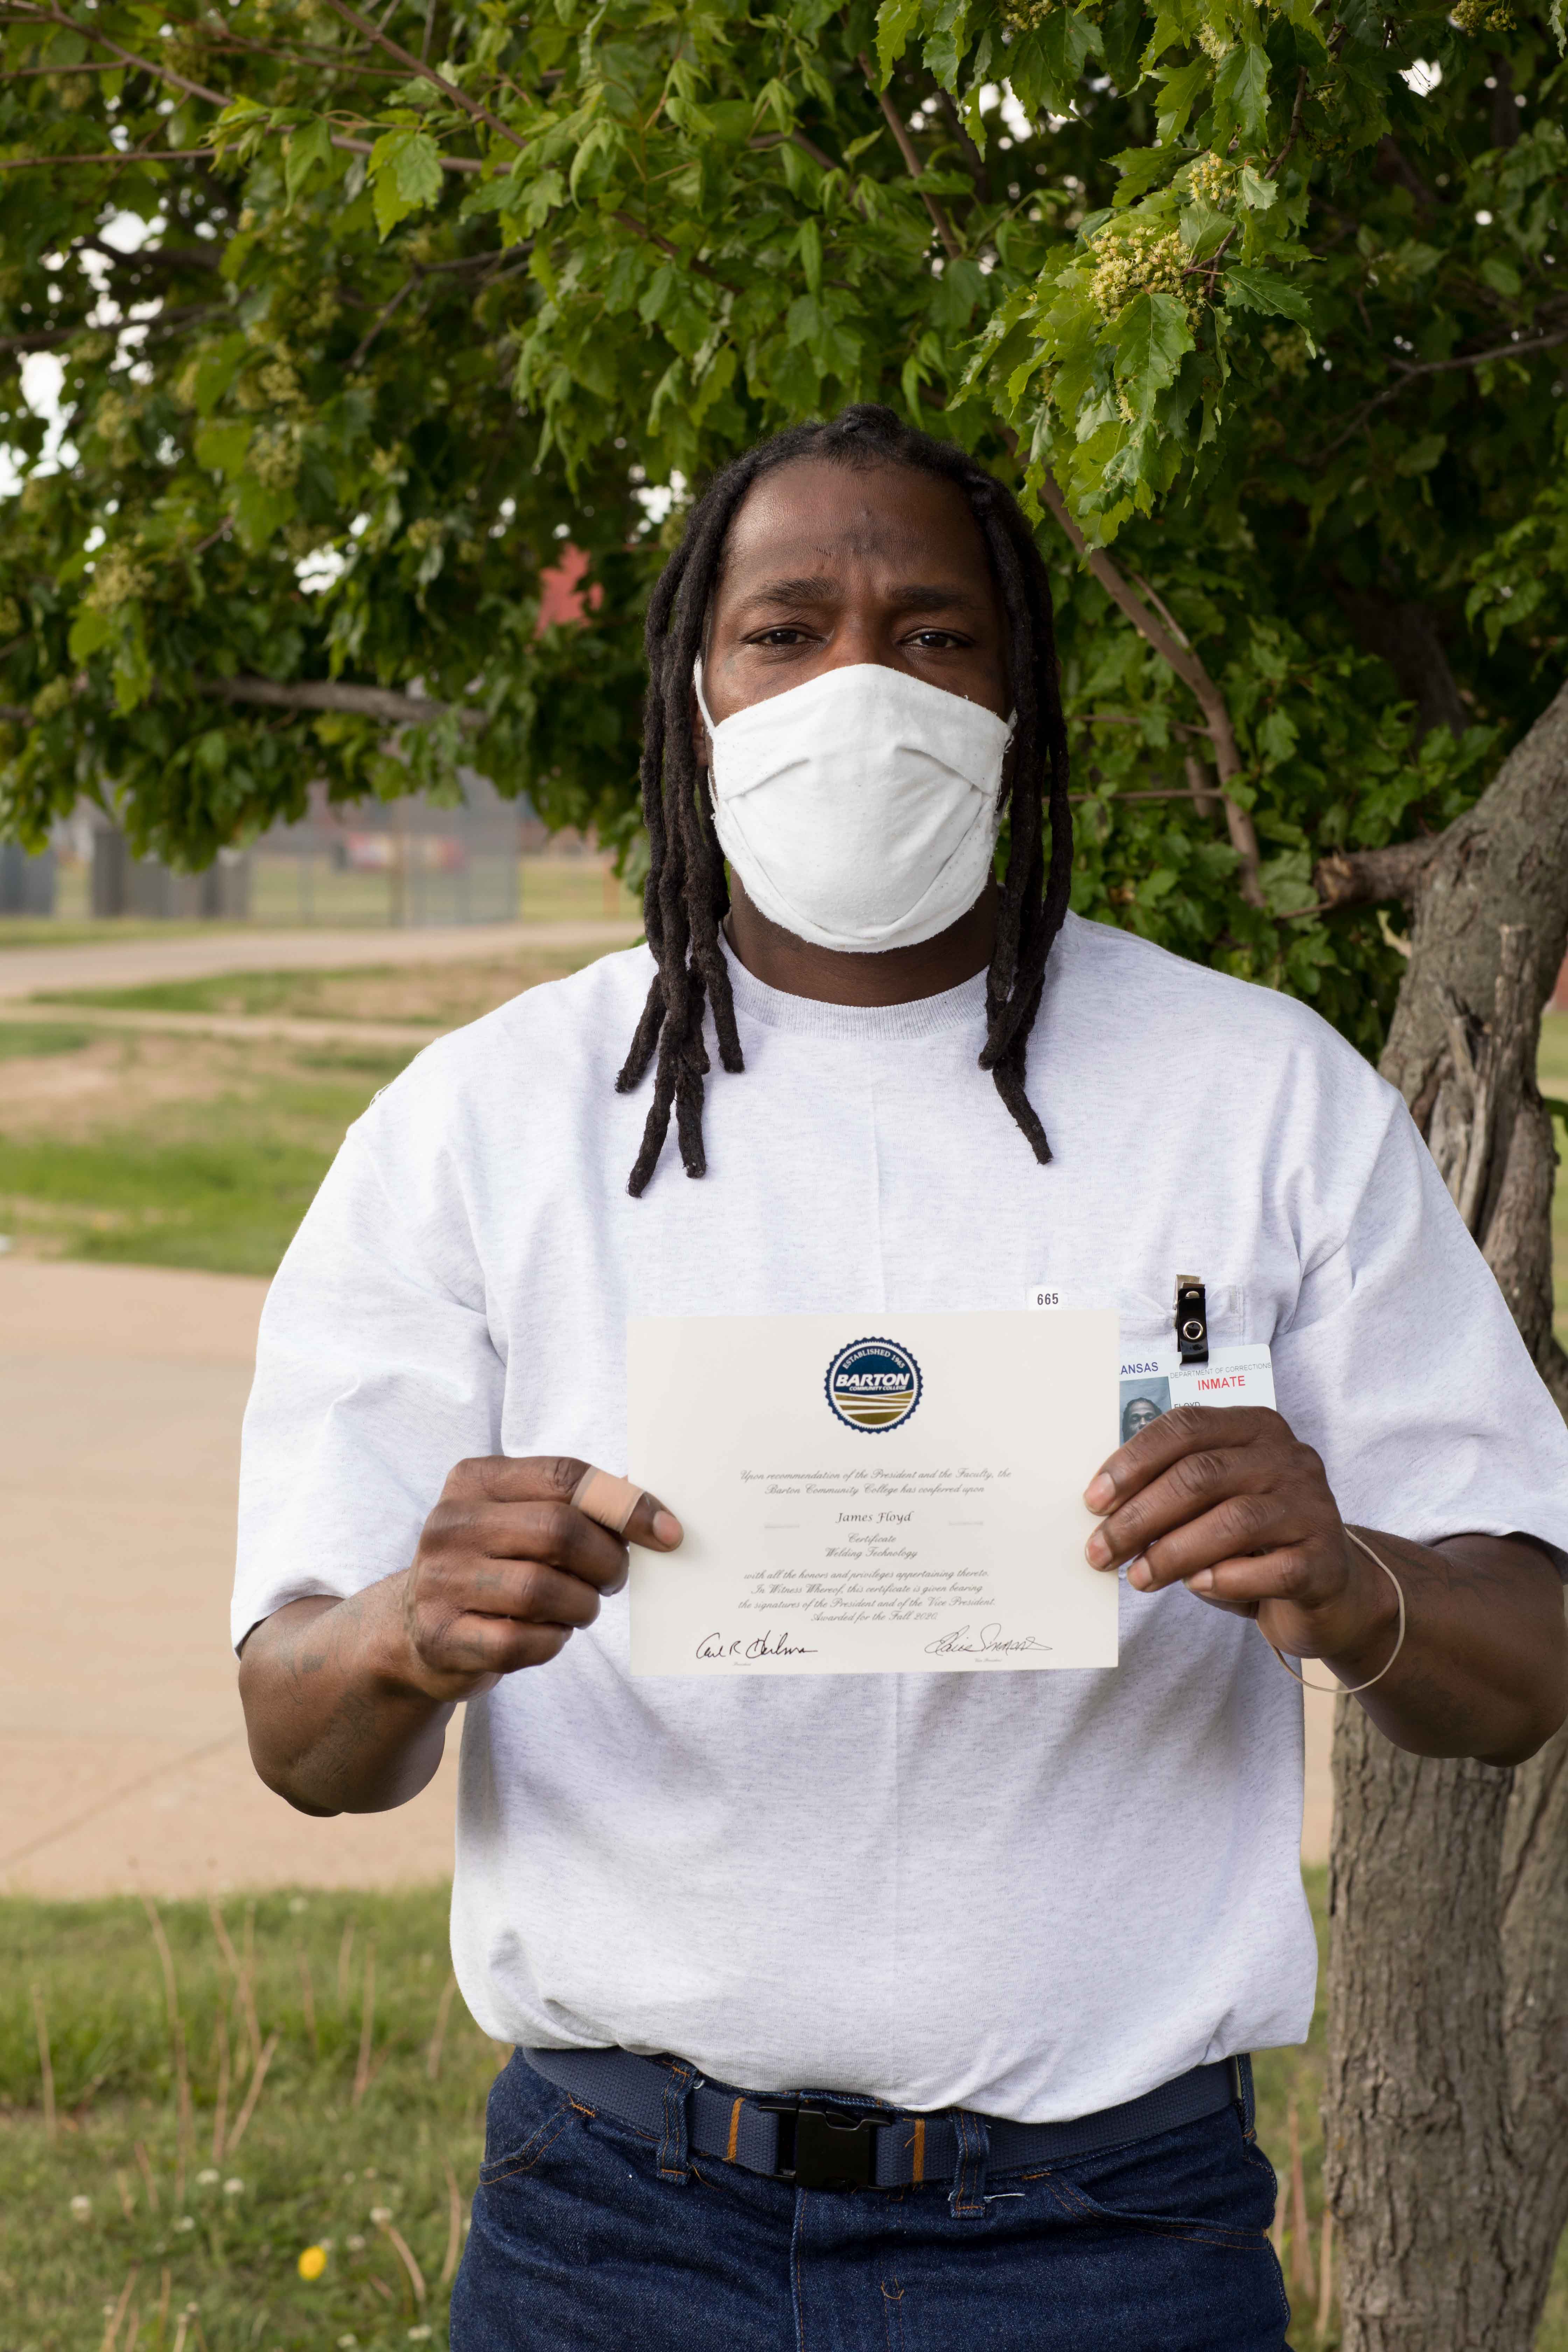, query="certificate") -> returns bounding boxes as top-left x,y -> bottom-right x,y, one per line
626,1309 -> 1119,1677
